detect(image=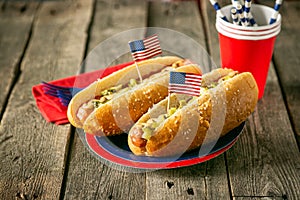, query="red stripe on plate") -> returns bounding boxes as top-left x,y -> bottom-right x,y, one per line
86,134 -> 238,169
